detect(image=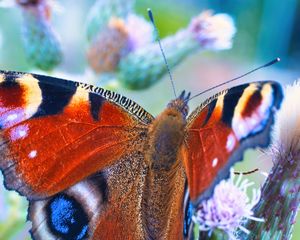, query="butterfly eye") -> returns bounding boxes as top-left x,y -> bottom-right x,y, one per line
46,194 -> 89,240
182,105 -> 189,118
